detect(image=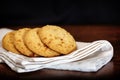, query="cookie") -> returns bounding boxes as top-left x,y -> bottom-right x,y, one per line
14,28 -> 34,57
2,31 -> 20,54
38,25 -> 77,54
24,28 -> 60,57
